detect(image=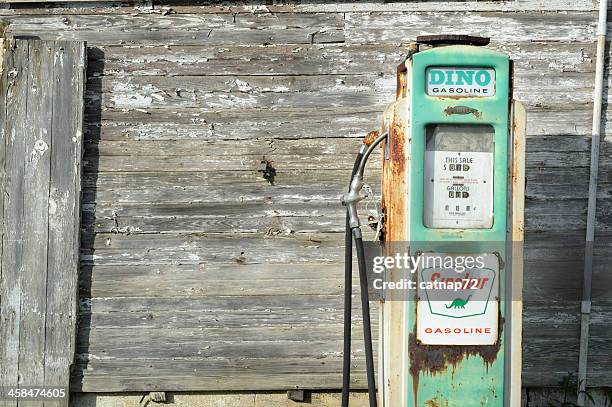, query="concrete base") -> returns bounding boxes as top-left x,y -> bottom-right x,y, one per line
71,392 -> 371,407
